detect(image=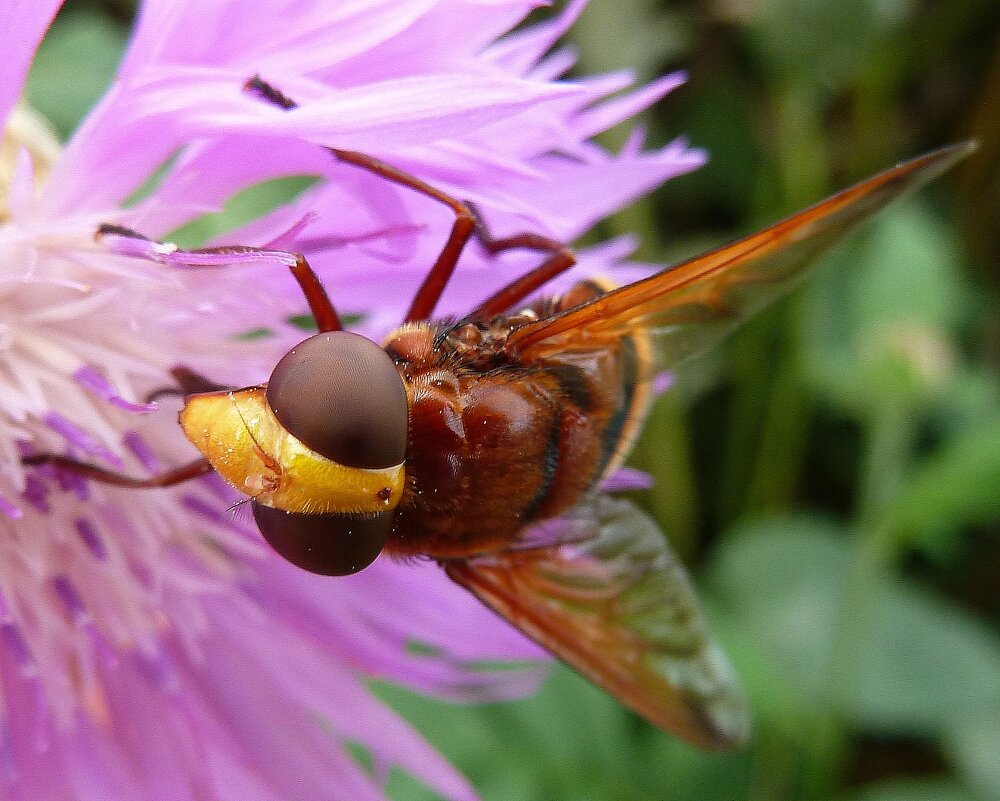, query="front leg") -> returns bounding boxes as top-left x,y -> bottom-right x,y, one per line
96,224 -> 342,333
23,454 -> 213,489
